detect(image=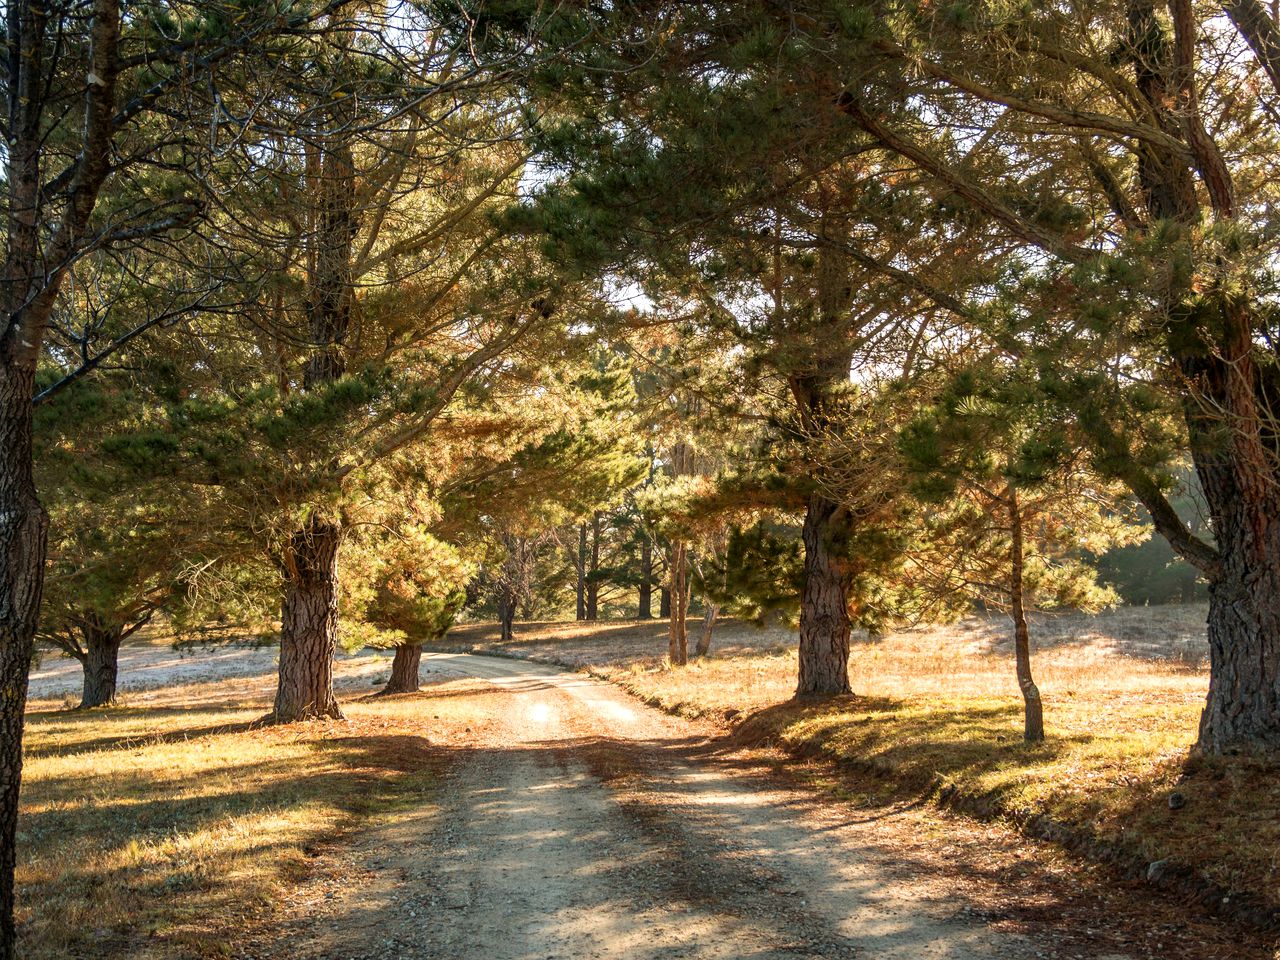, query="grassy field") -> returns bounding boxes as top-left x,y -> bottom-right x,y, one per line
19,675 -> 441,960
20,603 -> 1277,954
448,604 -> 1280,920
